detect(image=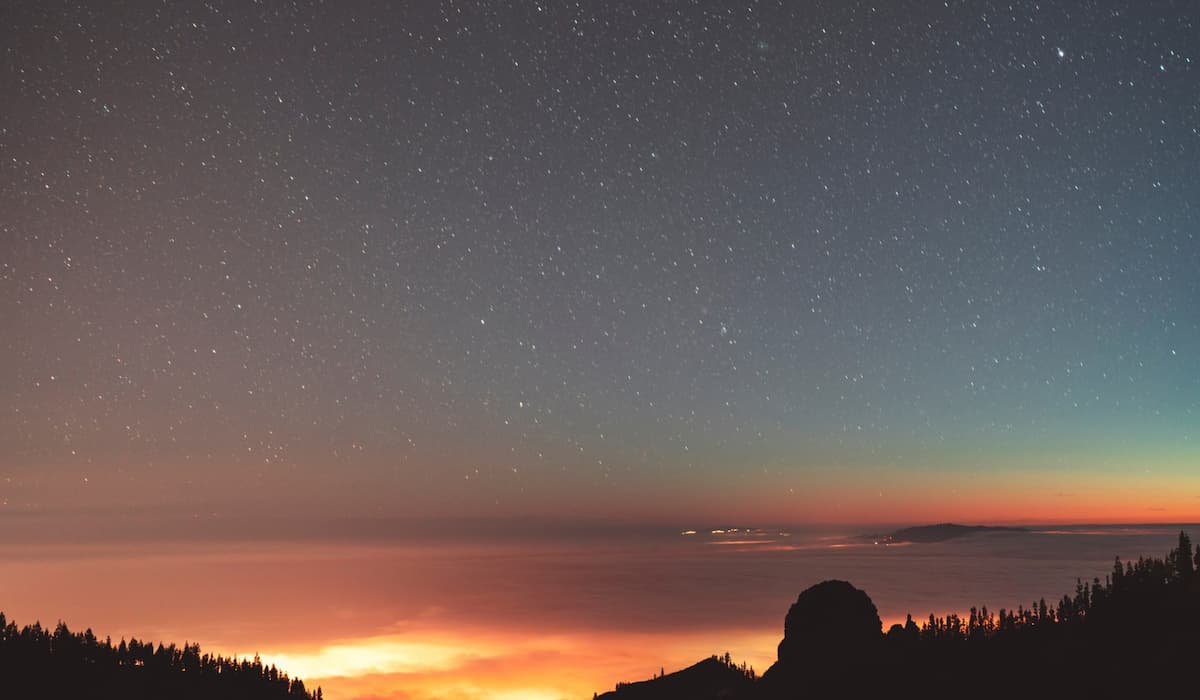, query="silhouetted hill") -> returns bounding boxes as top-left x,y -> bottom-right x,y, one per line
0,615 -> 320,700
598,530 -> 1200,699
881,522 -> 1026,543
598,655 -> 755,700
